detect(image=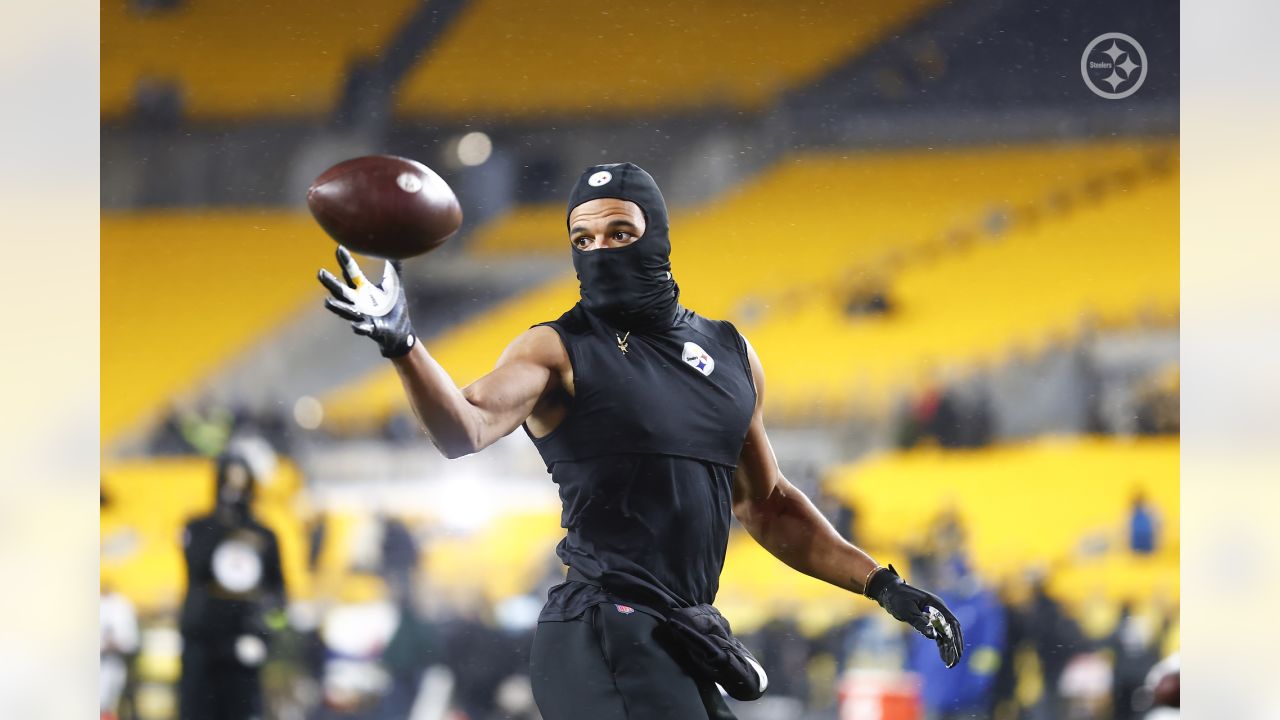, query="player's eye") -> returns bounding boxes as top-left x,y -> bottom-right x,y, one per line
572,236 -> 591,248
612,232 -> 635,242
